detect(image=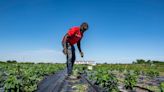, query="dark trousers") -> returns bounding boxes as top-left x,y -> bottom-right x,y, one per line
63,42 -> 76,75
